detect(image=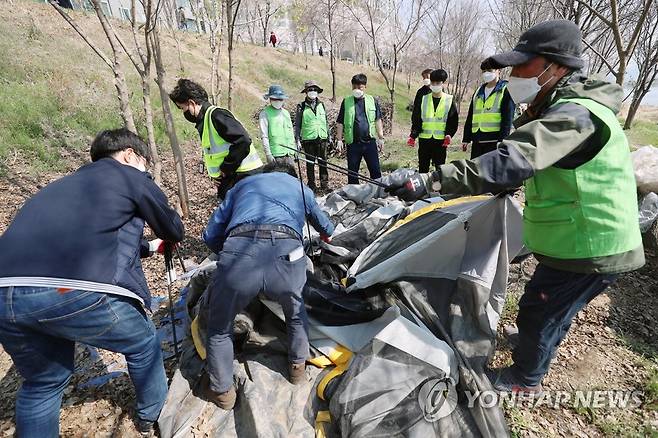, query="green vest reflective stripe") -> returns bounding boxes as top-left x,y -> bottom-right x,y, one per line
419,93 -> 453,140
202,106 -> 262,177
264,106 -> 295,157
343,95 -> 376,145
301,101 -> 329,141
523,97 -> 642,259
471,84 -> 506,133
